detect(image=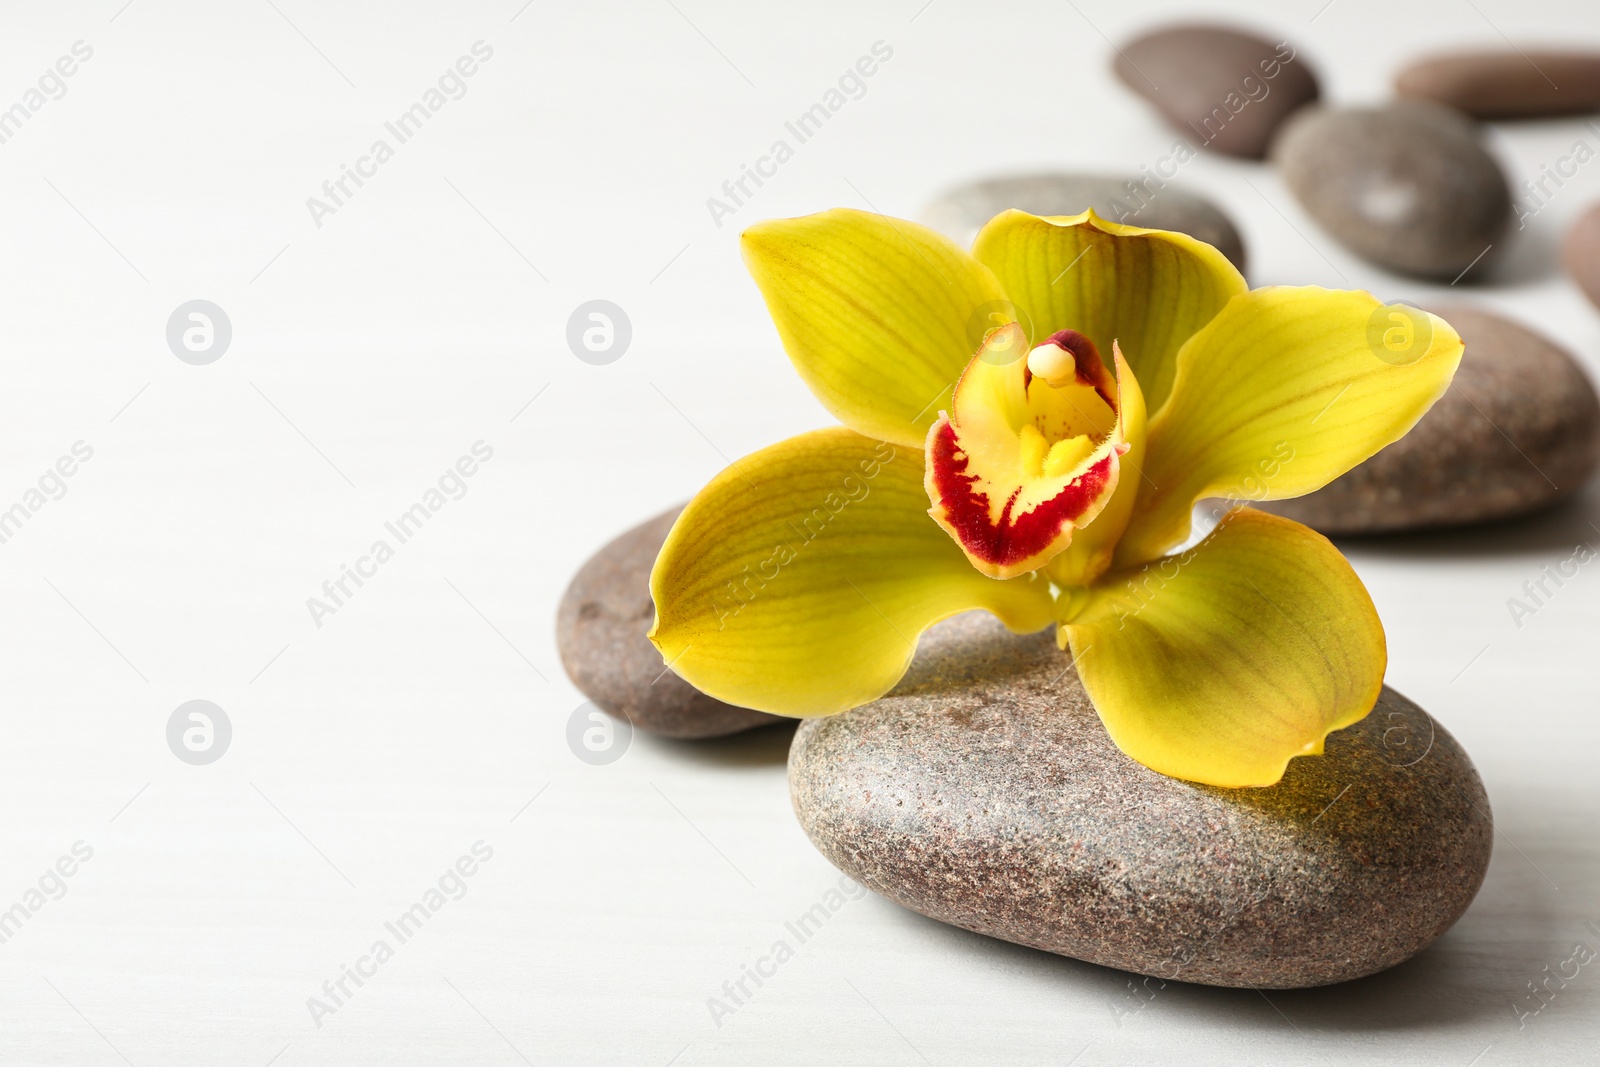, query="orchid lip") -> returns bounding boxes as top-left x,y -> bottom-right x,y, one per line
924,322 -> 1129,579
